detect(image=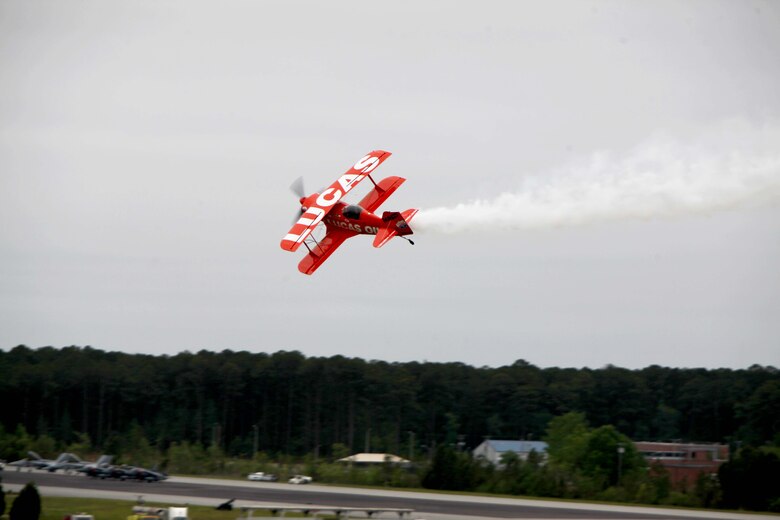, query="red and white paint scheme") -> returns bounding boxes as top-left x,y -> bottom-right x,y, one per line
280,150 -> 418,275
